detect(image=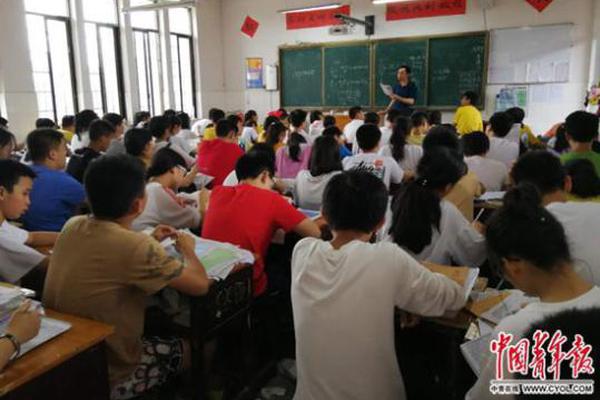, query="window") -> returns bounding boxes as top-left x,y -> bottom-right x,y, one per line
82,0 -> 125,116
134,30 -> 162,115
25,5 -> 77,122
169,8 -> 196,117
